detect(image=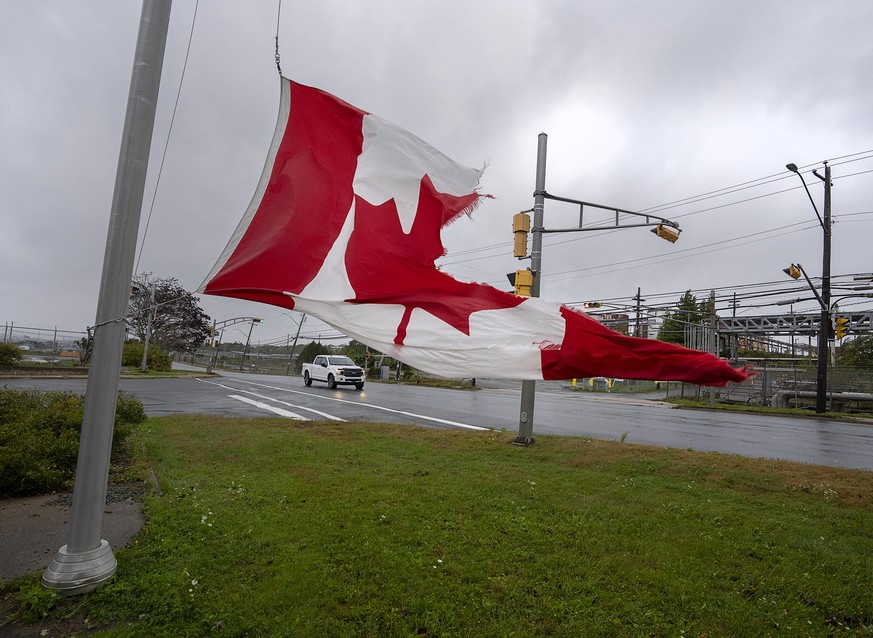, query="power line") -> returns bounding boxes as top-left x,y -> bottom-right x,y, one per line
441,152 -> 873,267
